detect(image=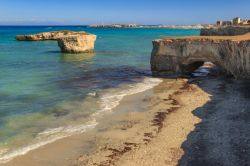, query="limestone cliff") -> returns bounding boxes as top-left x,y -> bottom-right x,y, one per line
200,26 -> 250,36
151,33 -> 250,79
